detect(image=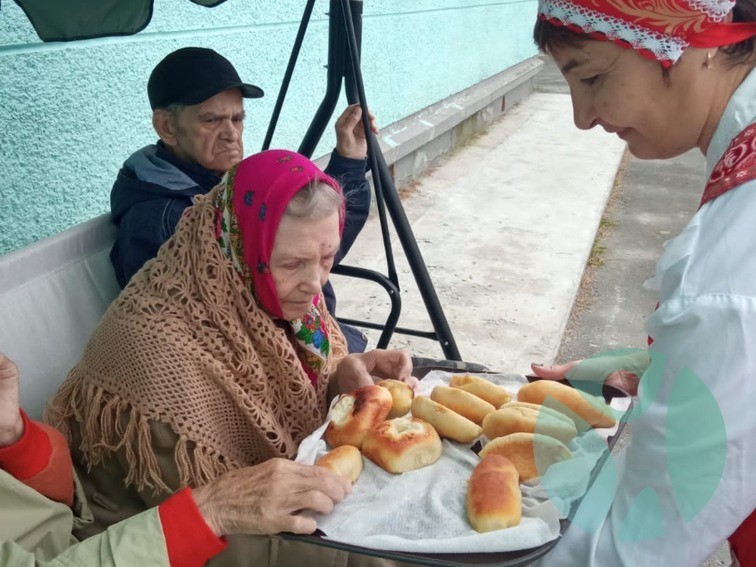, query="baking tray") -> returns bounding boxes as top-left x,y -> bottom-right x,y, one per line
282,366 -> 634,566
